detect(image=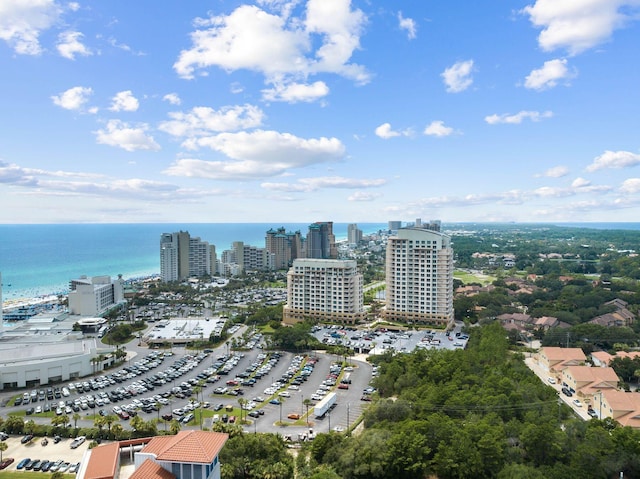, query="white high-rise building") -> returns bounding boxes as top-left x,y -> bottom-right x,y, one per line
68,275 -> 125,316
160,231 -> 214,282
347,224 -> 362,246
283,259 -> 365,325
384,226 -> 454,326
